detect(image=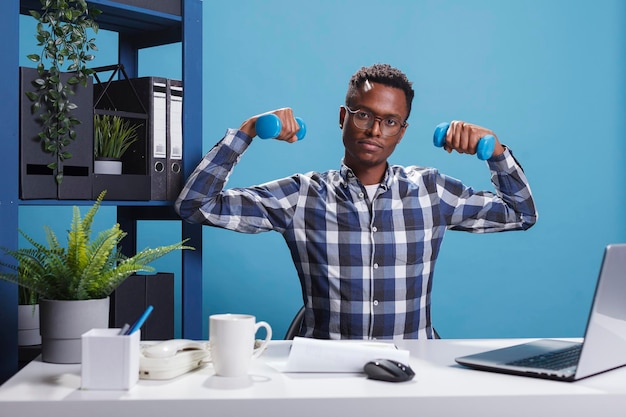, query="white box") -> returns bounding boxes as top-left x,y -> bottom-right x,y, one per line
81,328 -> 140,390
